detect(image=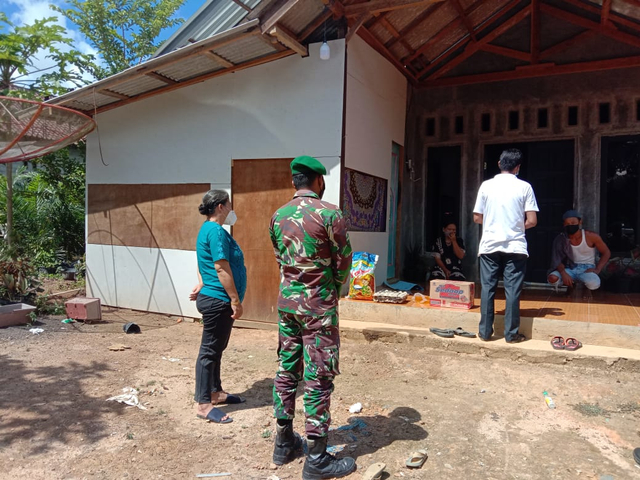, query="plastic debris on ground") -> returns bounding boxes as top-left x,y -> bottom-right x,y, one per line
61,318 -> 76,324
327,444 -> 346,454
195,474 -> 232,478
29,328 -> 44,334
162,356 -> 181,362
106,387 -> 147,410
349,402 -> 363,413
